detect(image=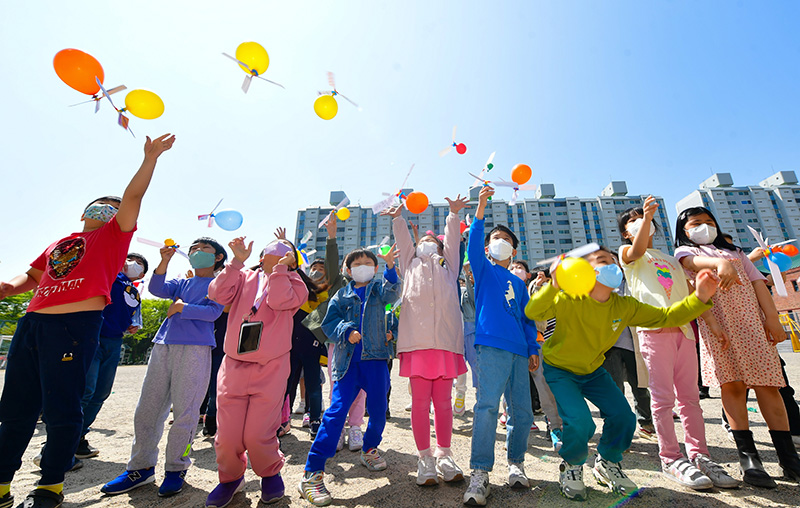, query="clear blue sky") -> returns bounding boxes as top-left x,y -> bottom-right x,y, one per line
1,1 -> 799,278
